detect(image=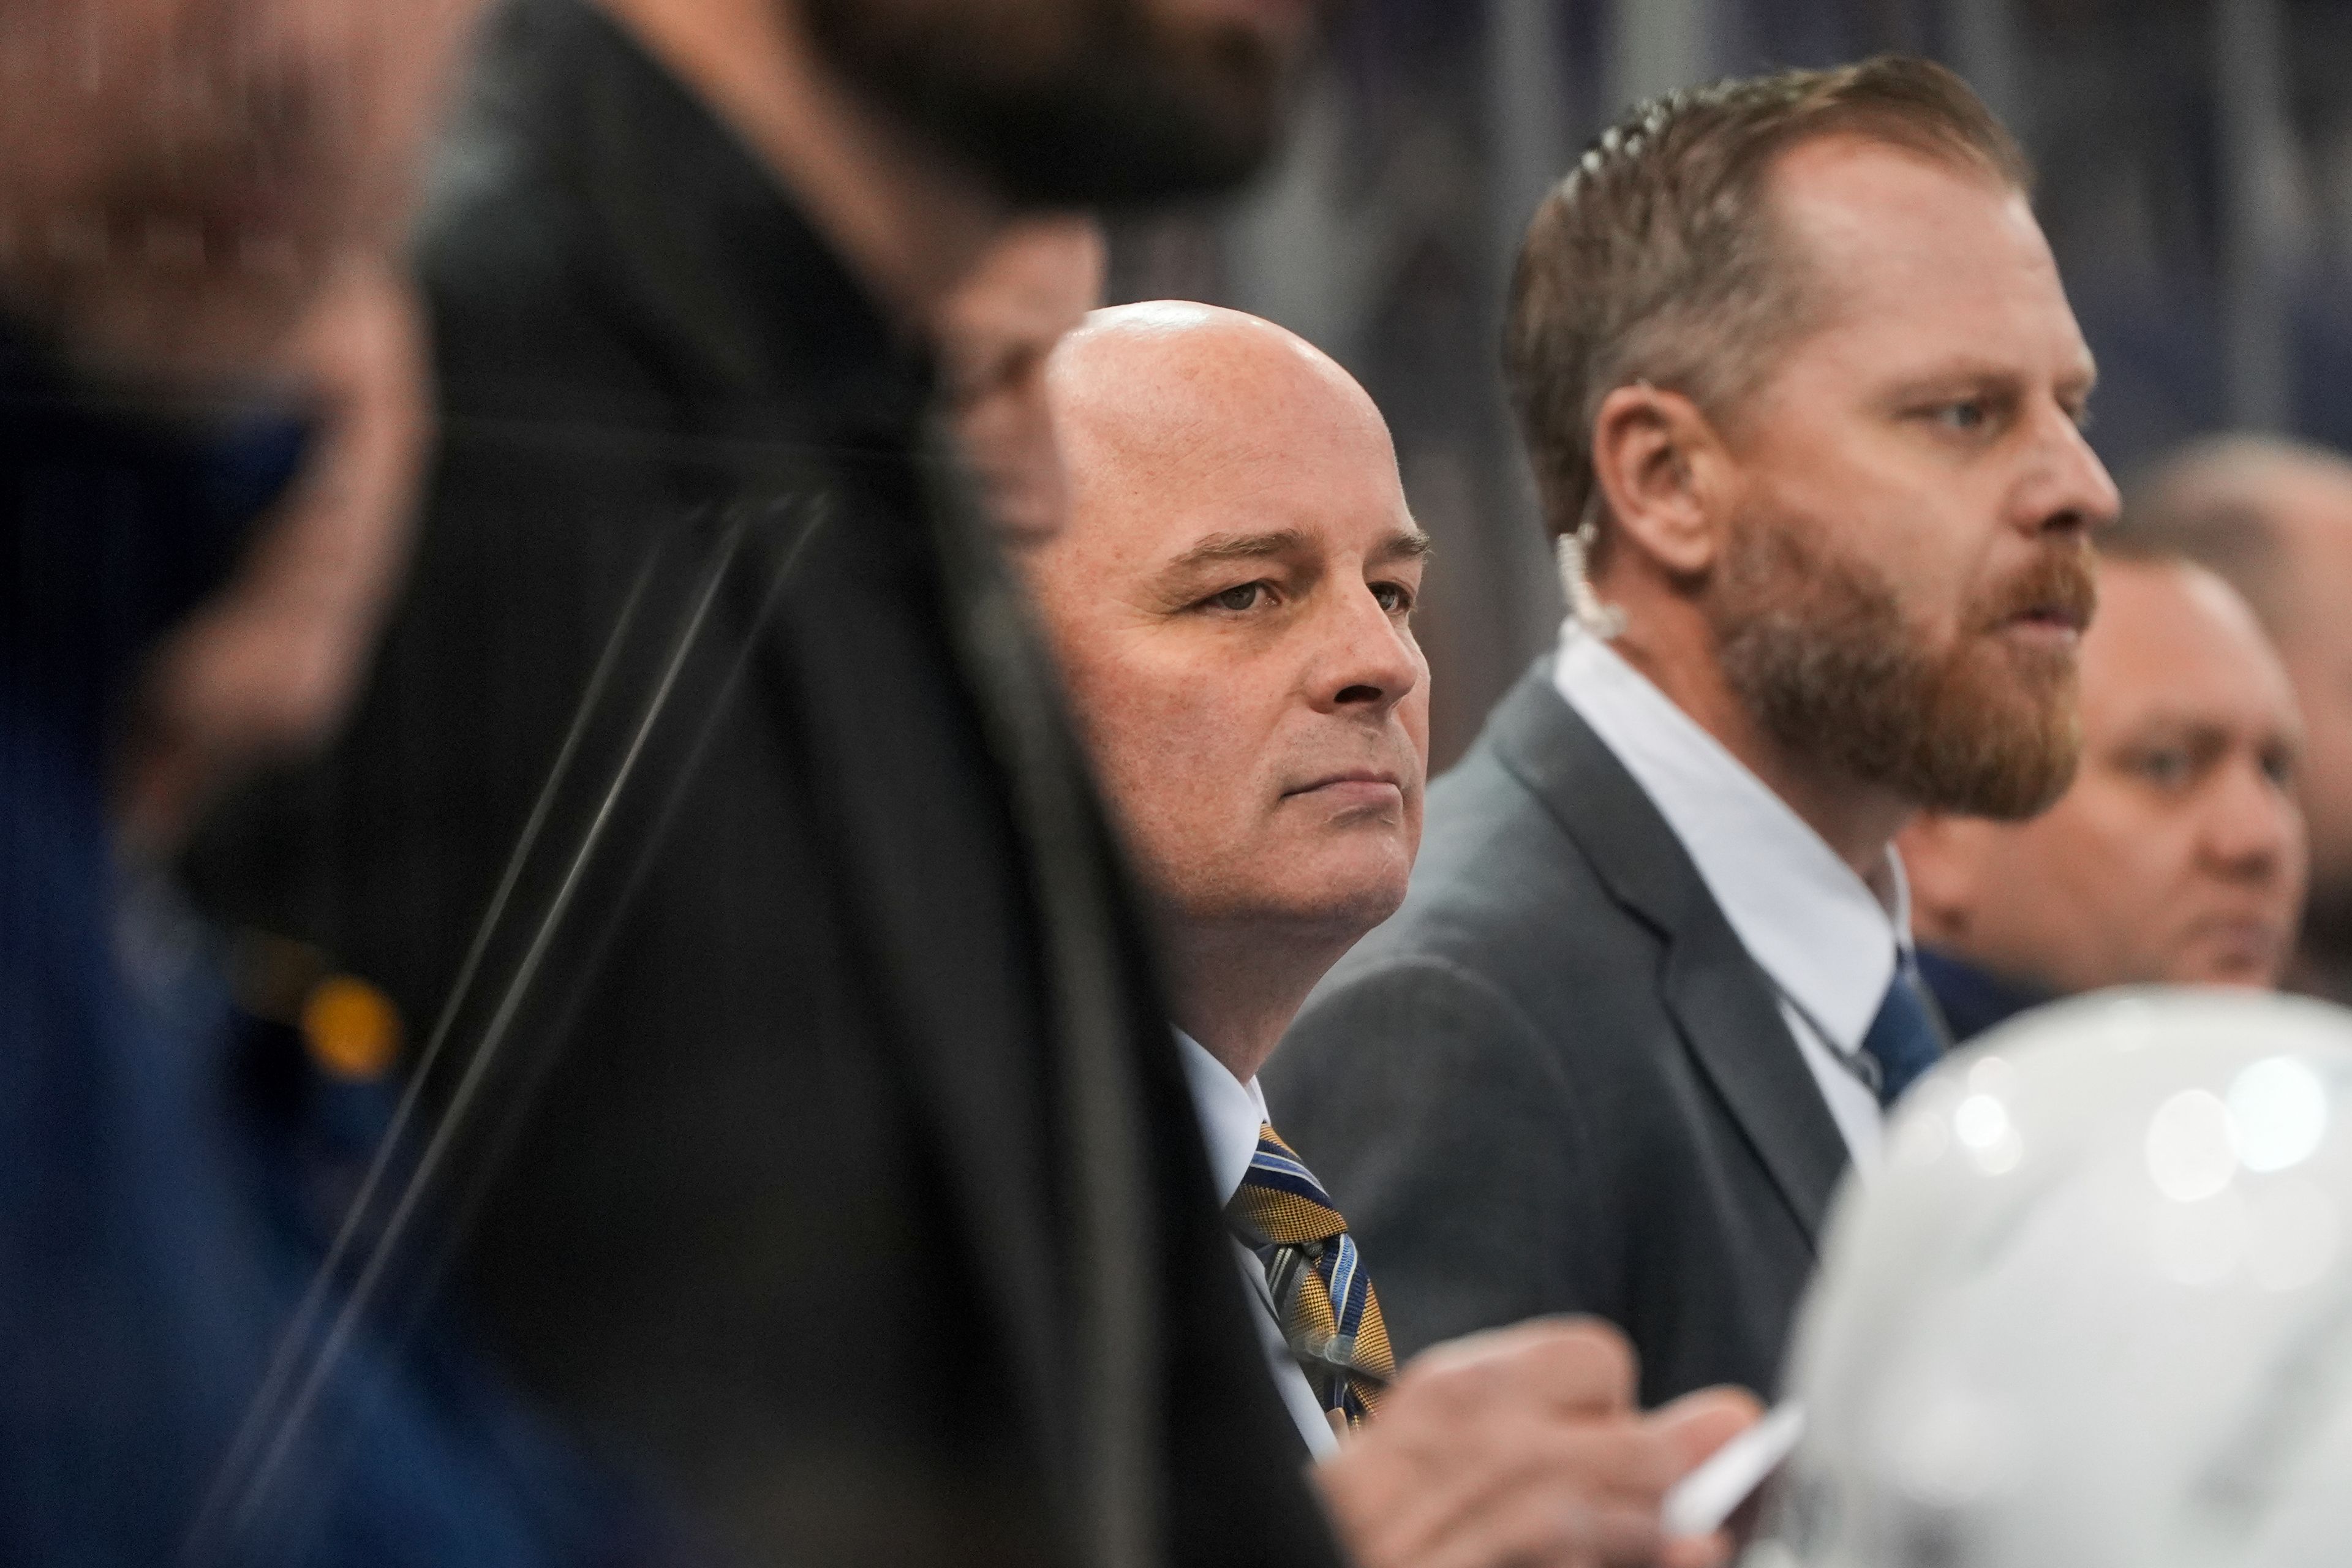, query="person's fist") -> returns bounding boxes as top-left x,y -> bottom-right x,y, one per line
1311,1317 -> 1758,1568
